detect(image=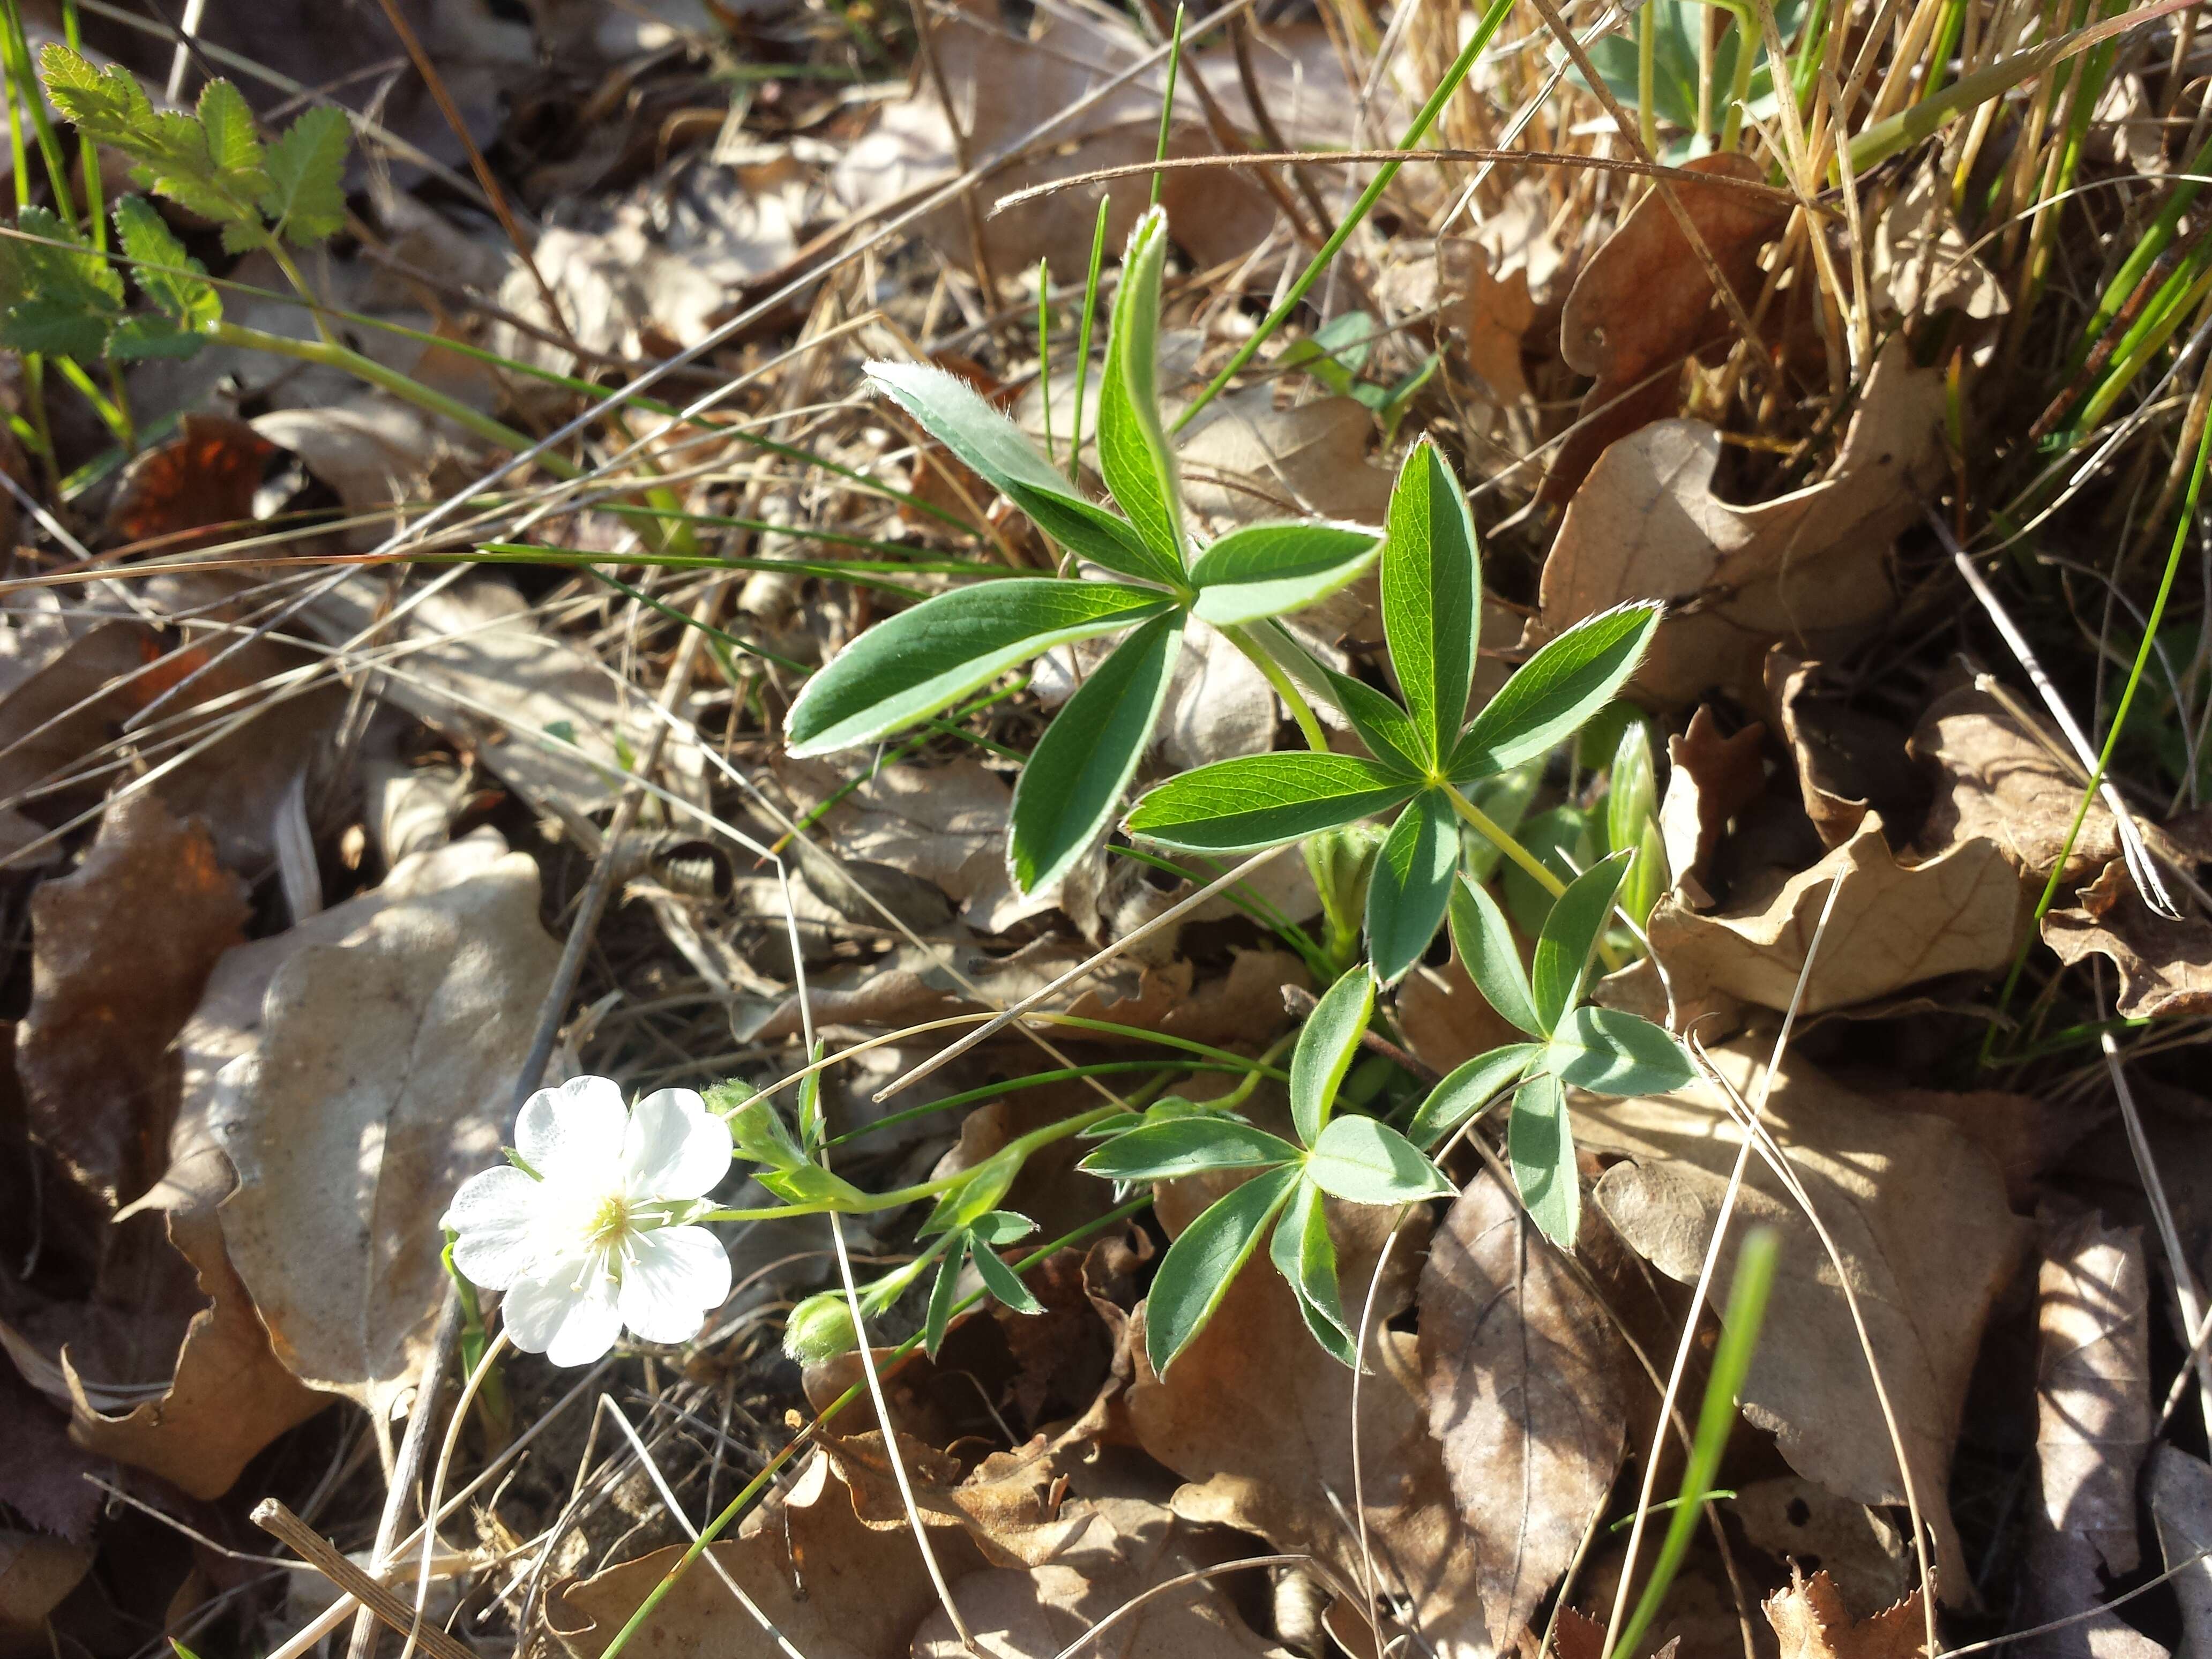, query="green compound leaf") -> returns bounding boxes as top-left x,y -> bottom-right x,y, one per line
1188,520 -> 1380,627
1125,753 -> 1417,854
1407,1042 -> 1543,1150
1008,611 -> 1182,895
1269,1179 -> 1358,1367
866,360 -> 1180,589
1289,965 -> 1374,1148
1364,788 -> 1457,987
1147,1165 -> 1301,1377
1380,438 -> 1479,767
1451,602 -> 1662,780
1544,1005 -> 1698,1097
1305,1115 -> 1454,1205
1447,873 -> 1543,1037
195,79 -> 267,199
0,206 -> 122,361
111,197 -> 218,348
1096,208 -> 1186,571
784,577 -> 1170,756
1508,1068 -> 1578,1248
1529,851 -> 1630,1033
260,106 -> 350,246
1077,1116 -> 1301,1182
